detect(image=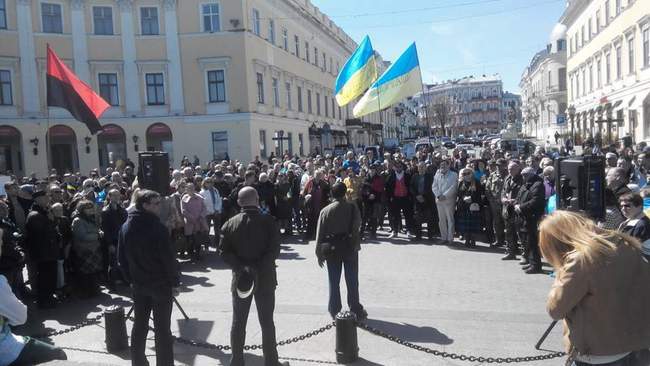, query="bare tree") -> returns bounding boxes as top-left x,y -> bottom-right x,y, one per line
428,95 -> 451,137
